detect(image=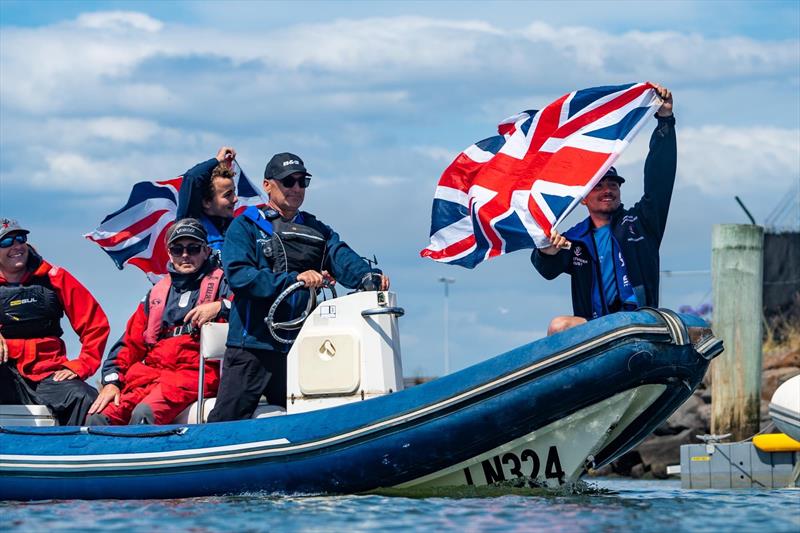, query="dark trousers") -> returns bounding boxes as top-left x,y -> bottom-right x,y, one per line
207,347 -> 287,422
0,363 -> 98,426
